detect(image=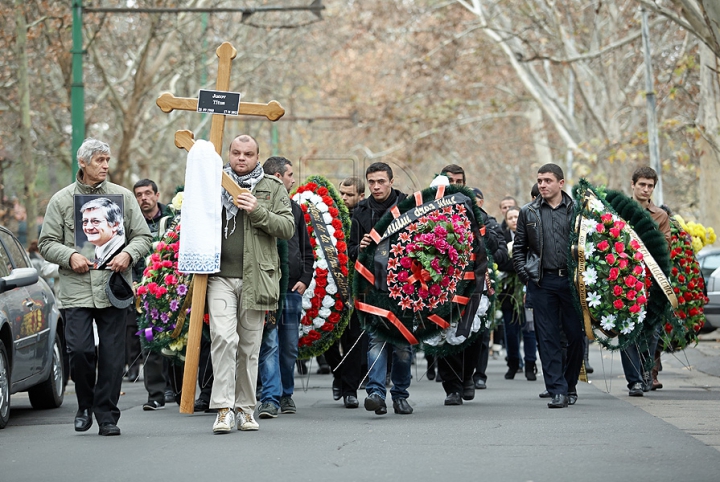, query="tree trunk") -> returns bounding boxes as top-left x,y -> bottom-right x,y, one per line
698,43 -> 720,240
14,1 -> 37,246
525,102 -> 554,167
